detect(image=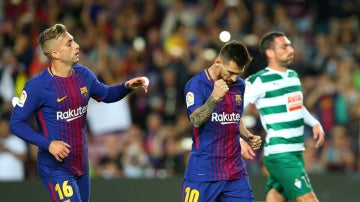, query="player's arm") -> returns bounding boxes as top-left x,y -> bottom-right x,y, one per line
11,105 -> 72,162
303,106 -> 325,148
9,85 -> 52,150
10,114 -> 51,150
91,80 -> 133,103
10,84 -> 71,162
189,79 -> 228,127
239,117 -> 262,160
88,67 -> 148,103
189,96 -> 218,127
239,118 -> 262,150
